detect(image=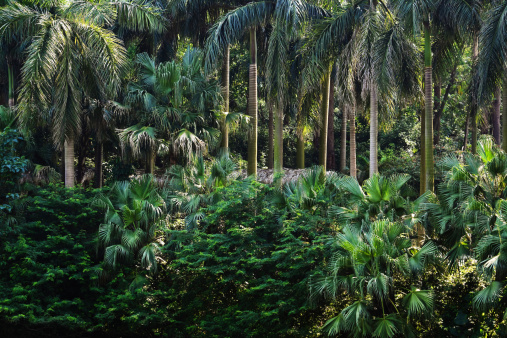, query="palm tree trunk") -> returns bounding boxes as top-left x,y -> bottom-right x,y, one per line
464,110 -> 470,150
349,103 -> 357,178
327,71 -> 336,171
94,141 -> 103,188
424,23 -> 434,192
340,108 -> 348,173
296,107 -> 304,169
319,68 -> 331,172
247,28 -> 258,176
221,45 -> 230,153
64,137 -> 75,188
274,104 -> 283,173
7,59 -> 14,107
471,34 -> 479,154
492,87 -> 501,145
503,80 -> 507,152
420,107 -> 426,196
369,82 -> 378,177
146,149 -> 155,174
